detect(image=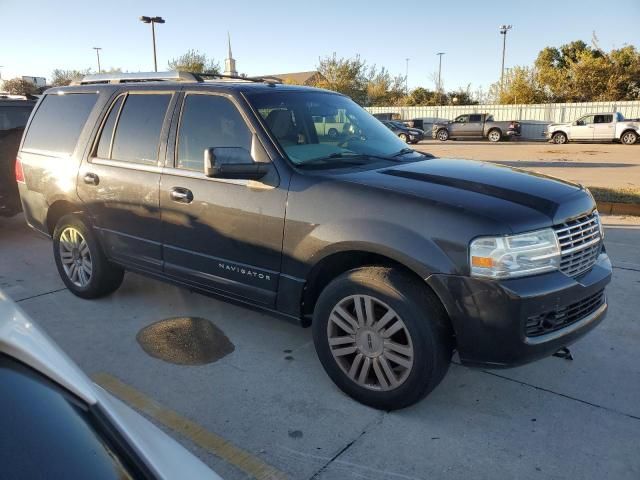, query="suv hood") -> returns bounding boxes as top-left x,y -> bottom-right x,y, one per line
340,158 -> 594,232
